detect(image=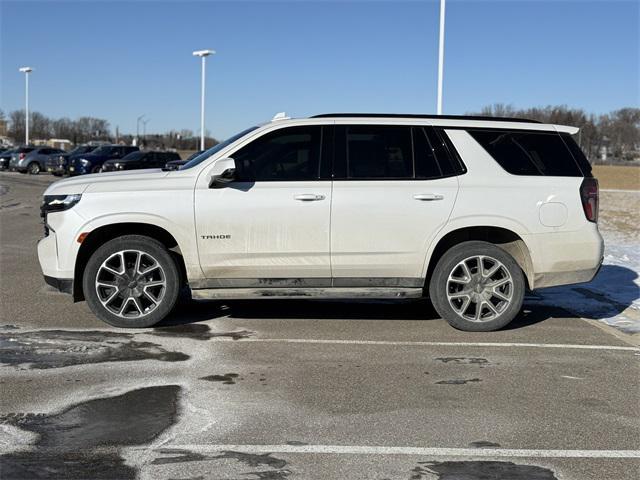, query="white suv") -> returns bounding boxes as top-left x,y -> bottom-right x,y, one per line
38,113 -> 603,331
